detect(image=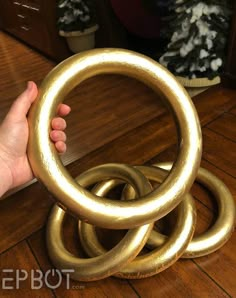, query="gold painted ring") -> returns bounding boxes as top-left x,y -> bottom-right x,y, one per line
47,163 -> 153,281
147,163 -> 236,258
28,48 -> 202,229
79,166 -> 197,279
